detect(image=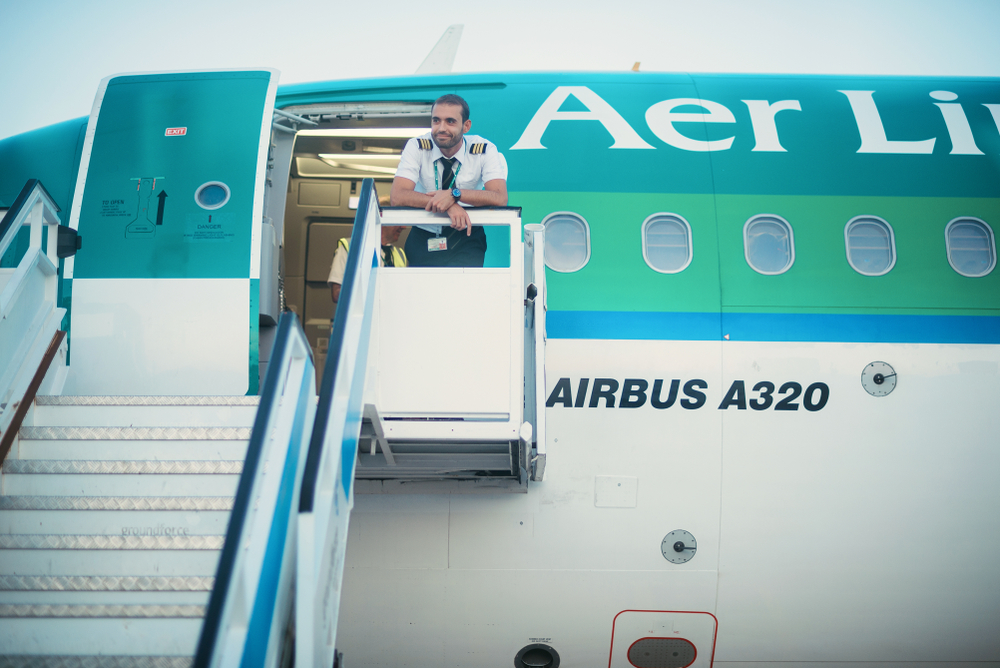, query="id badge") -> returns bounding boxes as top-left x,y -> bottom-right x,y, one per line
428,236 -> 448,252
